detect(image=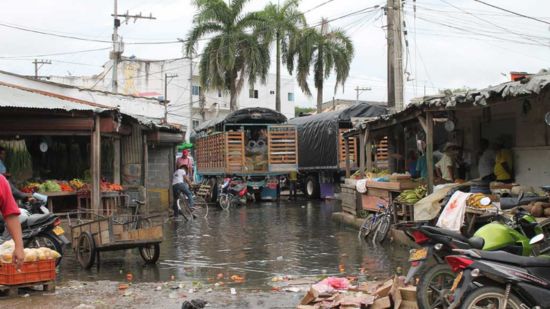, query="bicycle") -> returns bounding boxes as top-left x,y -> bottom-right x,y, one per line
358,201 -> 393,244
176,192 -> 196,221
